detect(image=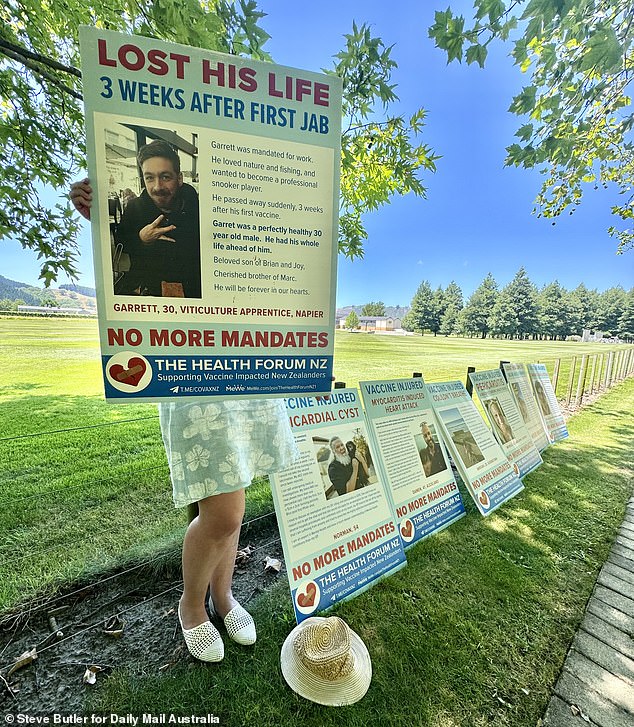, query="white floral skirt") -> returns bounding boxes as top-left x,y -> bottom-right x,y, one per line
158,399 -> 298,508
